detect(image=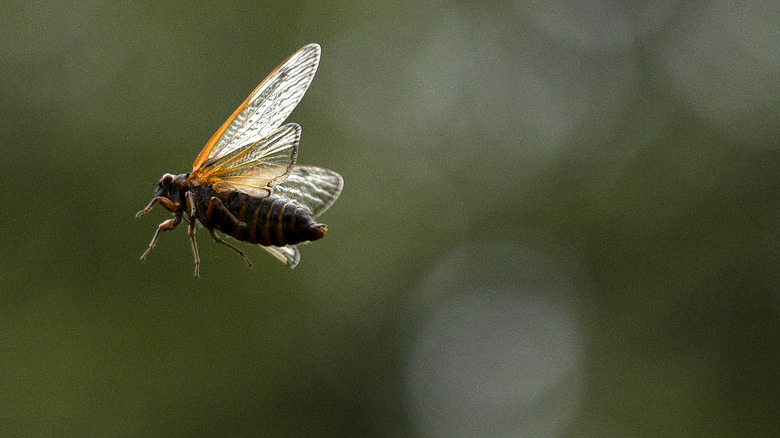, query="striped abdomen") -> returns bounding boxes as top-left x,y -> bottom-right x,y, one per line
216,194 -> 326,246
